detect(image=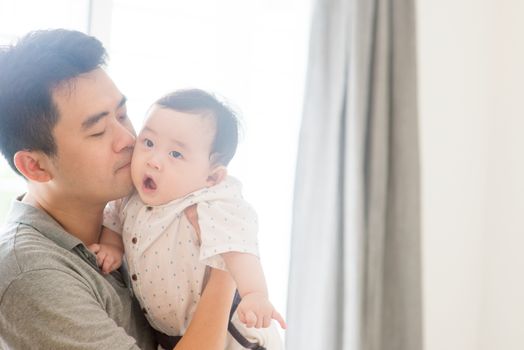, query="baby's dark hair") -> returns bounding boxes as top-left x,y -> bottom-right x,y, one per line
155,89 -> 239,166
